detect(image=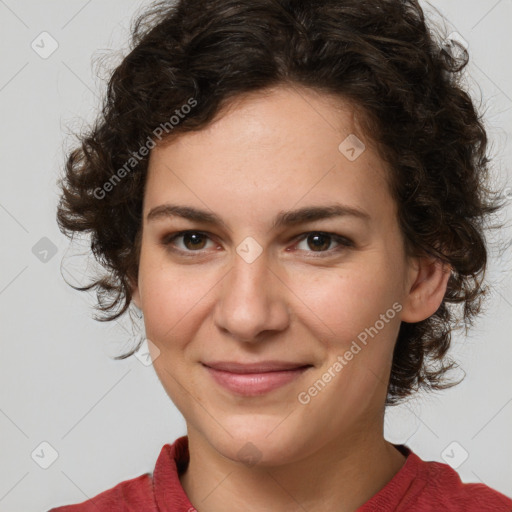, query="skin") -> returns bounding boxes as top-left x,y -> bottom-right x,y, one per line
131,84 -> 451,512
